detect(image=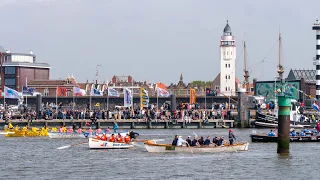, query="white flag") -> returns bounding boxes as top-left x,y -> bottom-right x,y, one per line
124,88 -> 132,107
157,87 -> 169,97
4,86 -> 20,99
108,88 -> 120,97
